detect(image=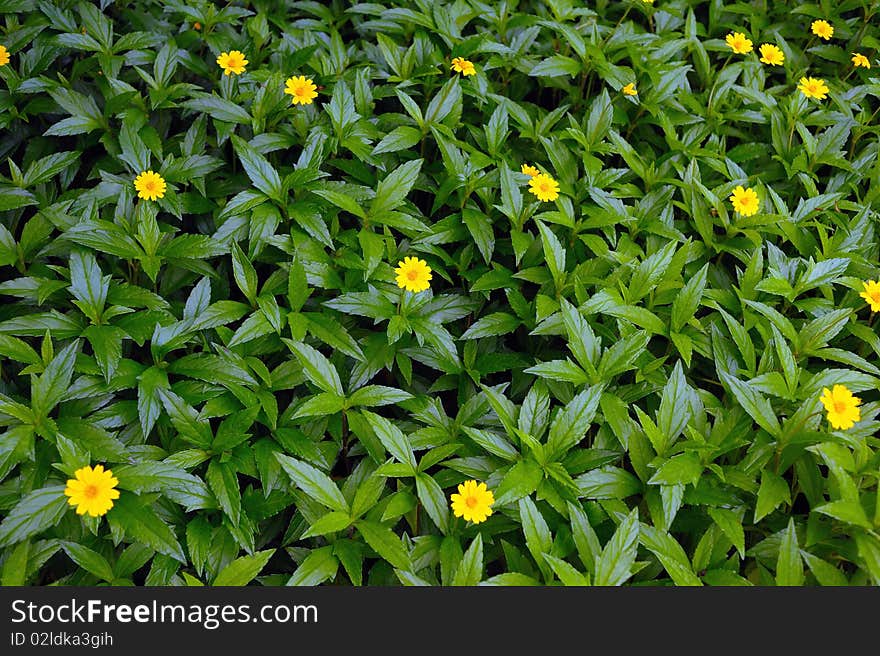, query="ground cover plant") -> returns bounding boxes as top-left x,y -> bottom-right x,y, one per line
0,0 -> 879,587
